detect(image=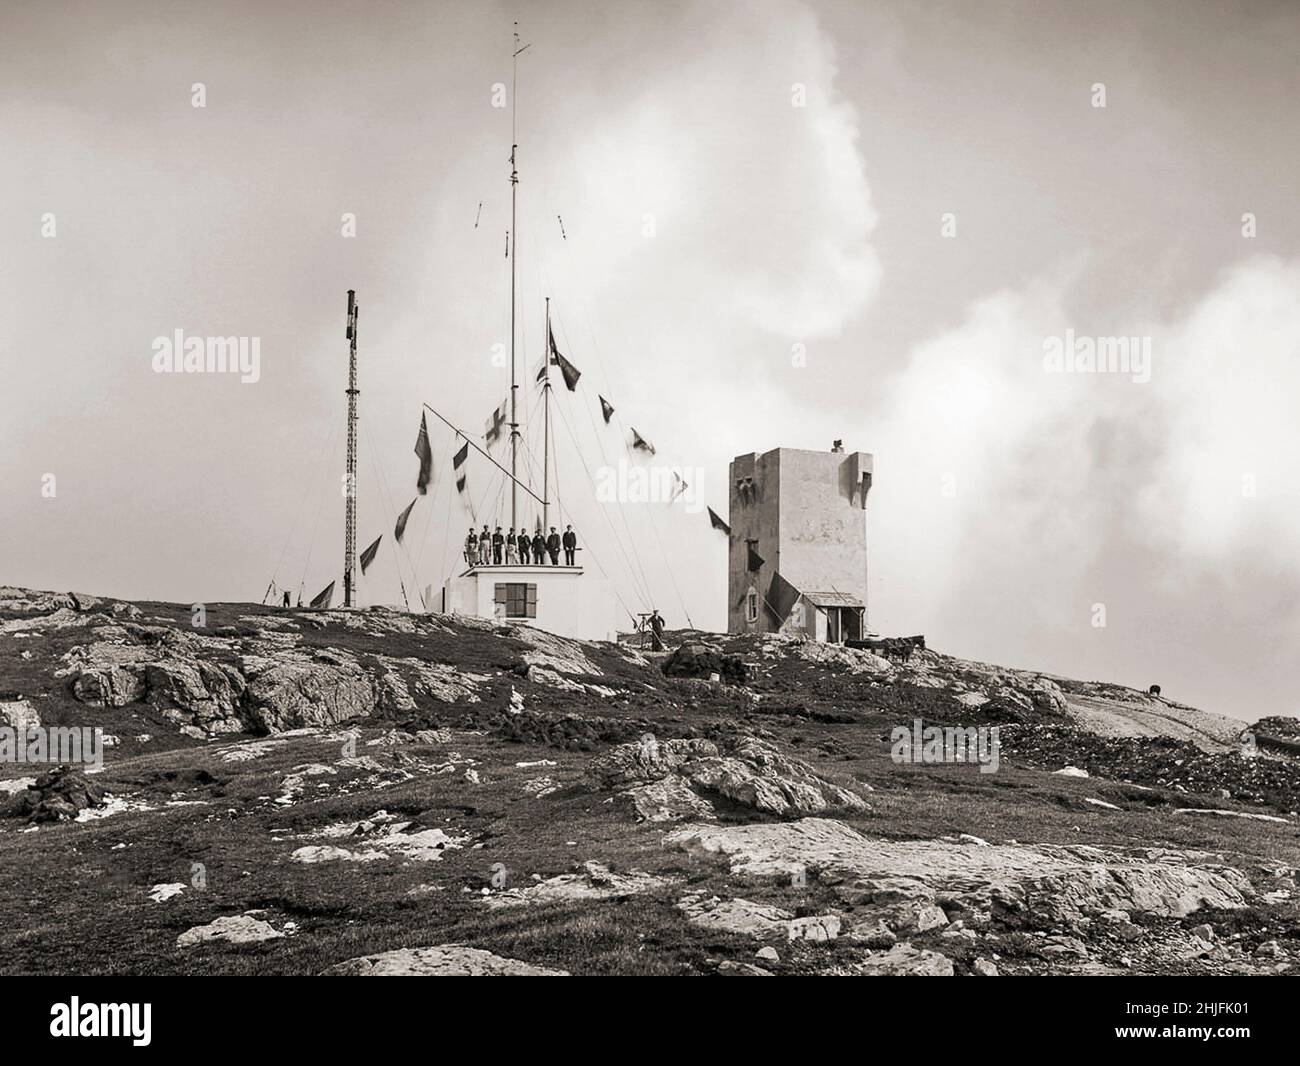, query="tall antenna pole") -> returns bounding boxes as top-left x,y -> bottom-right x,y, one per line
344,289 -> 359,608
508,24 -> 530,532
542,296 -> 551,530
